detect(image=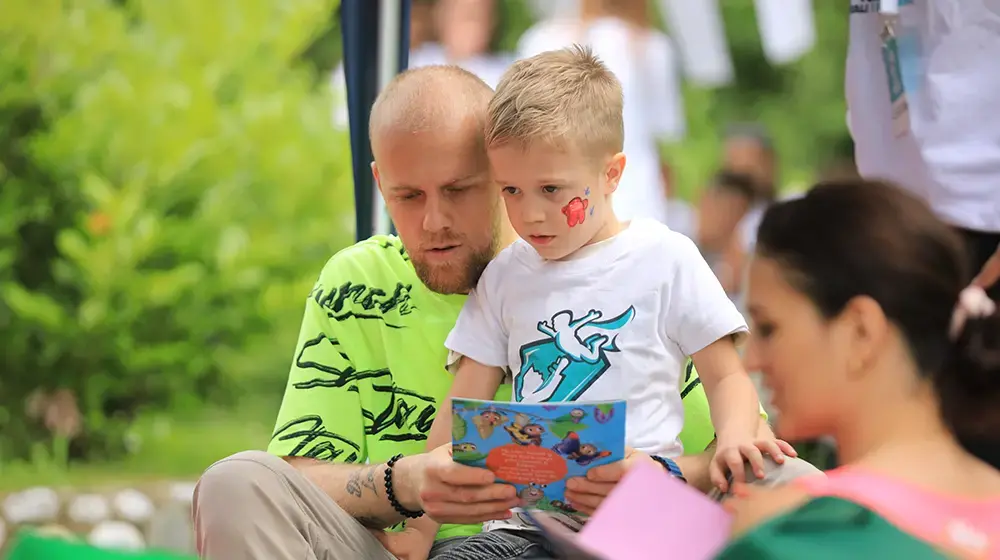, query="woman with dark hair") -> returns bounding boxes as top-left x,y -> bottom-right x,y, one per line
718,180 -> 1000,557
